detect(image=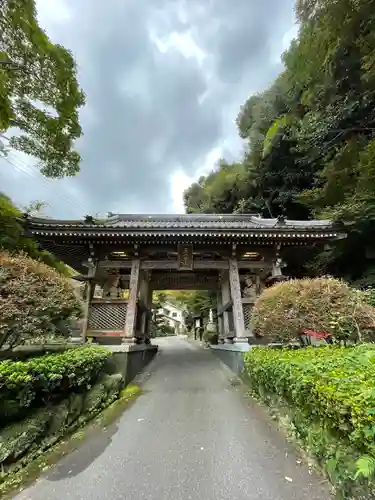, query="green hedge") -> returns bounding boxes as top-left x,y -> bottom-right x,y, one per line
0,346 -> 111,422
244,345 -> 375,498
